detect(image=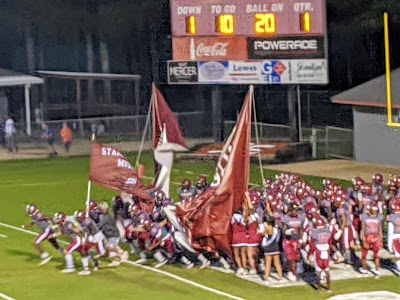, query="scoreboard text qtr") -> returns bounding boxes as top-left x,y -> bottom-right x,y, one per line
171,0 -> 326,36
